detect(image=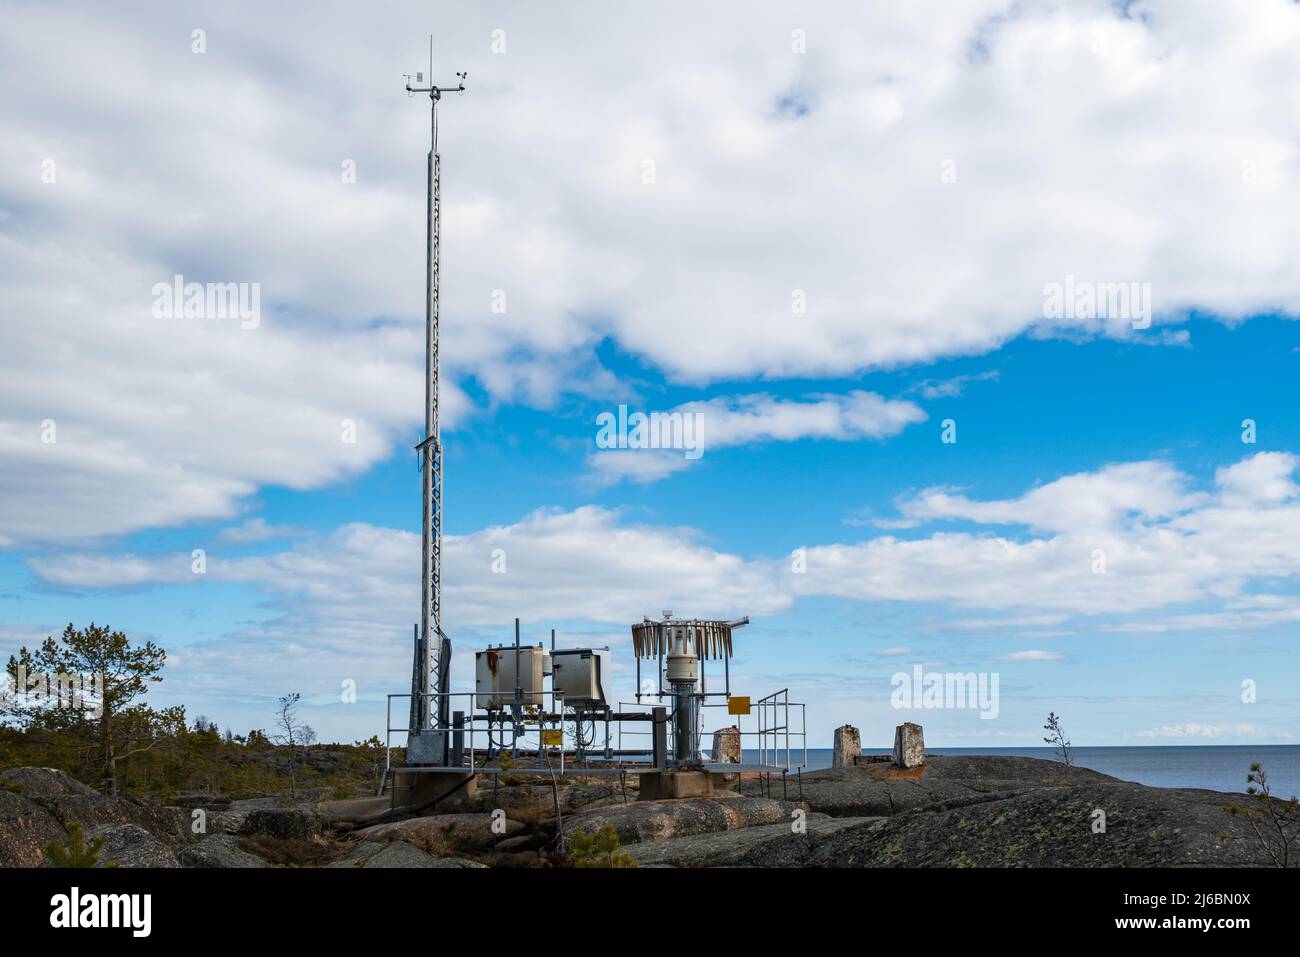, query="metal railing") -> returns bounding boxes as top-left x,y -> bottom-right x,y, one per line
384,685 -> 807,797
616,688 -> 807,771
384,690 -> 658,785
754,688 -> 806,770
